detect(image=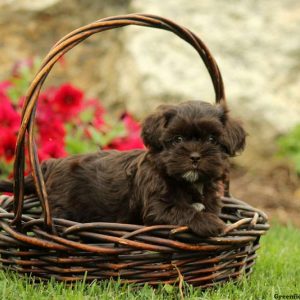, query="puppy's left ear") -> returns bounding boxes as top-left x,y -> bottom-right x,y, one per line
141,105 -> 177,152
217,103 -> 247,156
